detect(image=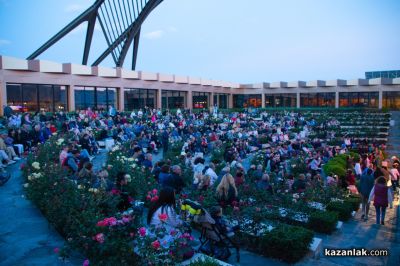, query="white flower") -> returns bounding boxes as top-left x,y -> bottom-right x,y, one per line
32,162 -> 40,170
23,183 -> 29,188
28,175 -> 33,181
78,185 -> 83,190
128,158 -> 134,162
131,164 -> 136,169
125,174 -> 132,182
56,138 -> 65,145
